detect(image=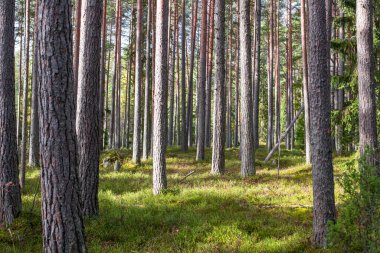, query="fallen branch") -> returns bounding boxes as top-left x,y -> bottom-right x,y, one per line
179,170 -> 196,182
264,106 -> 305,162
